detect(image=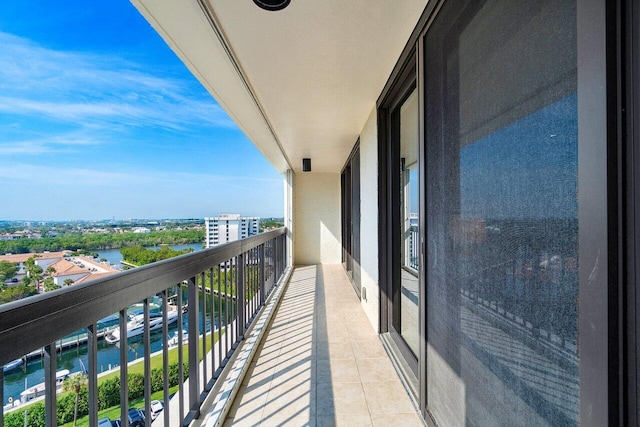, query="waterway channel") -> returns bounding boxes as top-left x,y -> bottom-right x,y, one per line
96,243 -> 204,269
3,243 -> 206,405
